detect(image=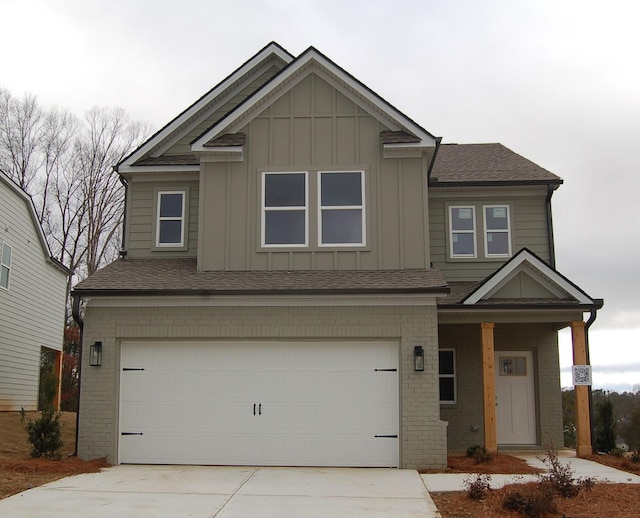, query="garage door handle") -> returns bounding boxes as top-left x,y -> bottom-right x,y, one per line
374,435 -> 398,438
259,403 -> 262,415
253,403 -> 256,416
